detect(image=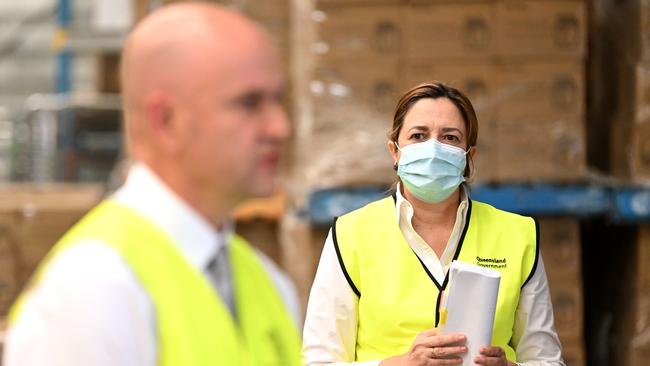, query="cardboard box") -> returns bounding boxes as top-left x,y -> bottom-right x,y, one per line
0,216 -> 18,316
561,336 -> 586,366
496,0 -> 586,58
14,211 -> 88,284
496,114 -> 585,182
539,217 -> 581,280
221,0 -> 289,21
625,227 -> 650,366
291,2 -> 399,192
302,61 -> 398,189
538,218 -> 583,341
547,274 -> 583,340
611,62 -> 650,182
316,4 -> 404,63
600,0 -> 650,62
631,118 -> 650,180
405,2 -> 495,61
318,0 -> 401,4
279,214 -> 329,312
157,0 -> 289,20
629,0 -> 650,62
496,59 -> 584,117
403,60 -> 498,116
628,62 -> 650,181
638,225 -> 650,291
313,61 -> 401,128
0,185 -> 103,309
627,295 -> 650,366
